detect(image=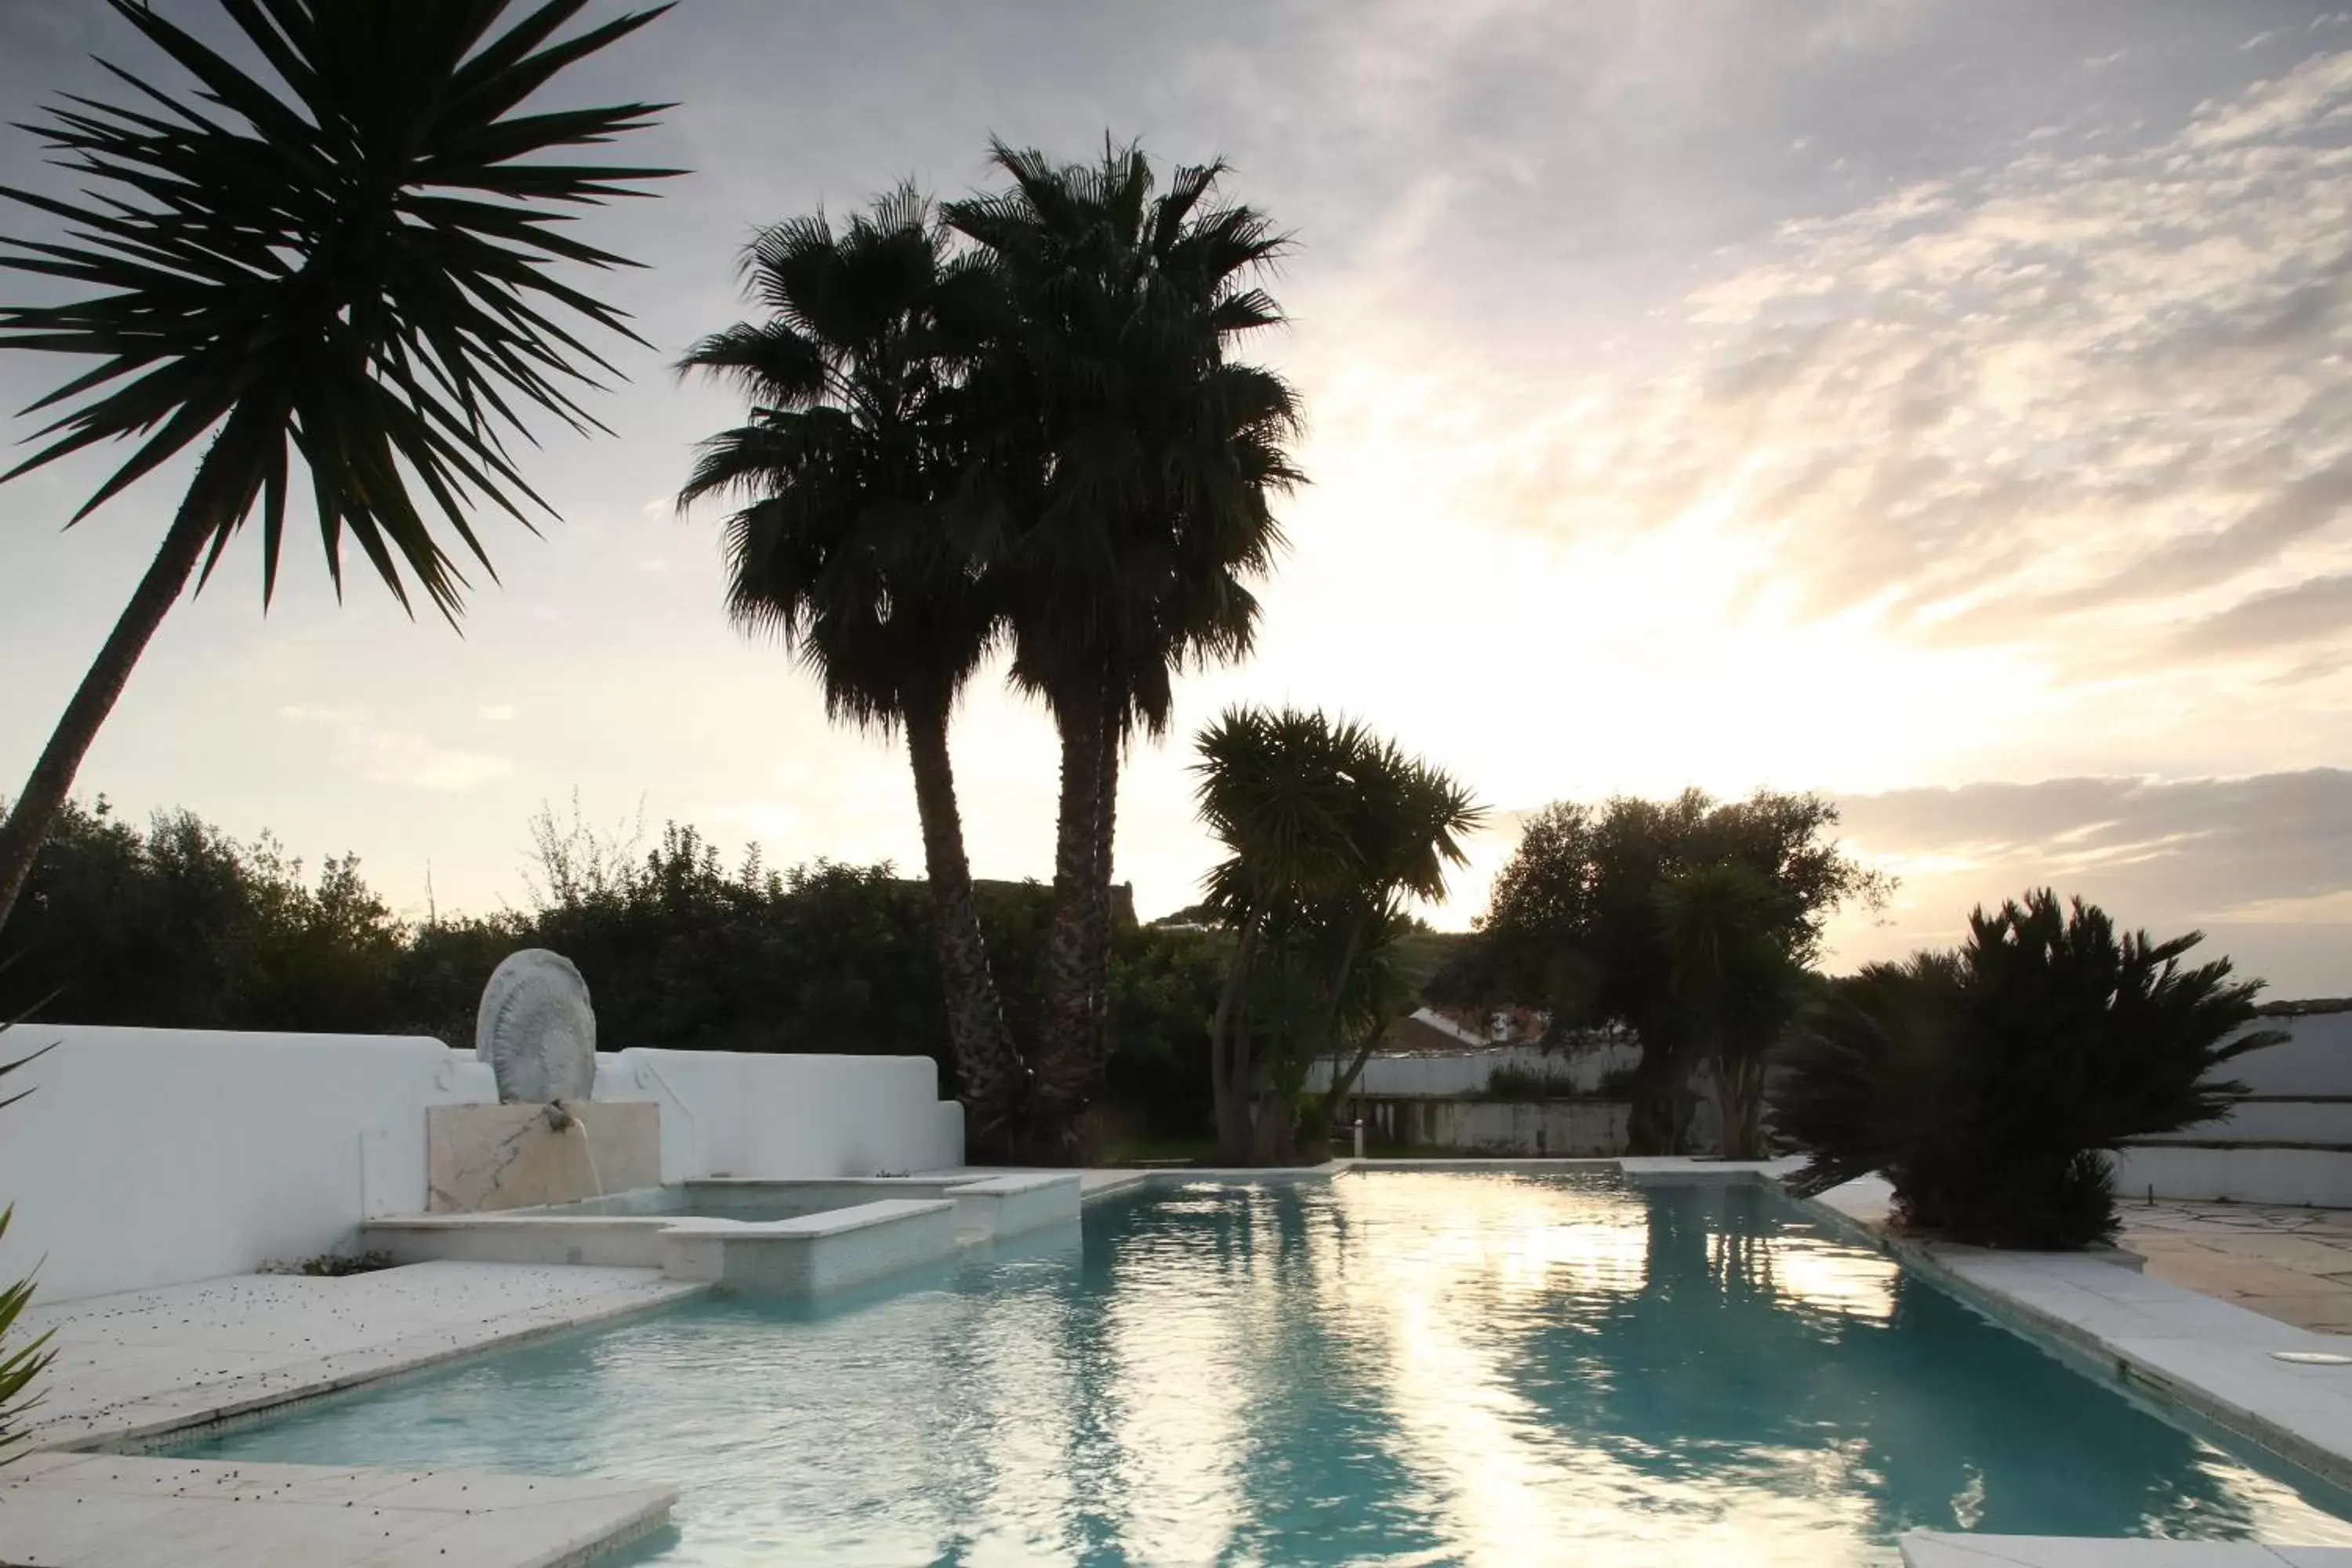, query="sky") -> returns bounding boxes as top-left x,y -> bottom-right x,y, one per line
2,1 -> 2350,995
